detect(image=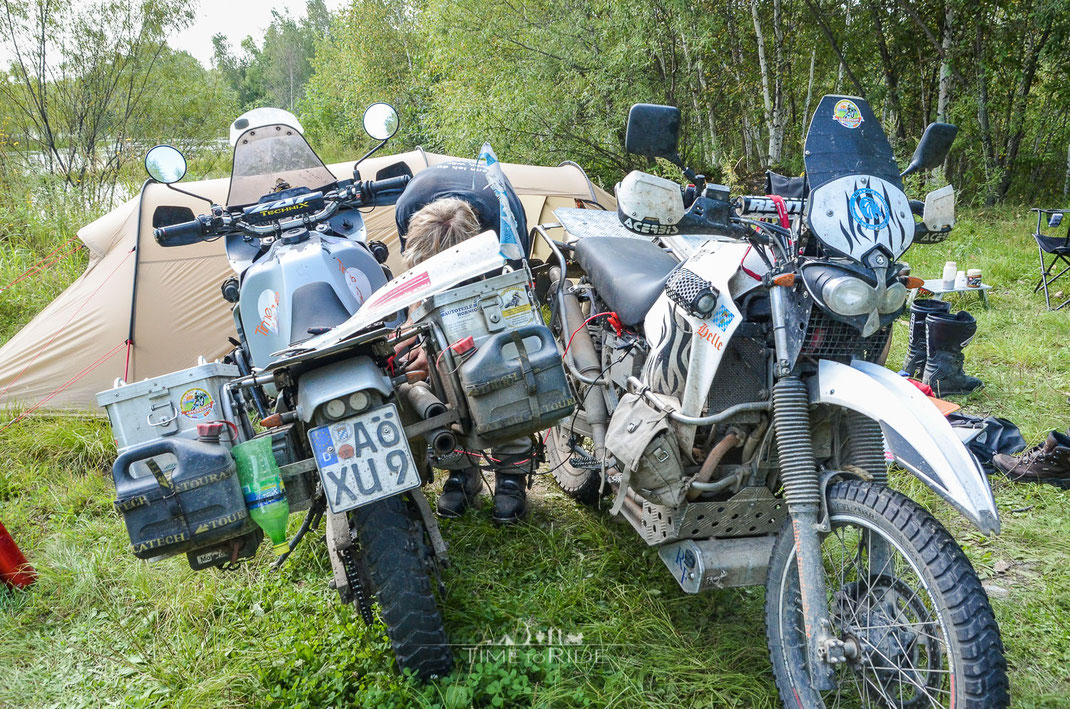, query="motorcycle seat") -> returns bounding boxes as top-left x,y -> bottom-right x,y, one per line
573,237 -> 678,327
